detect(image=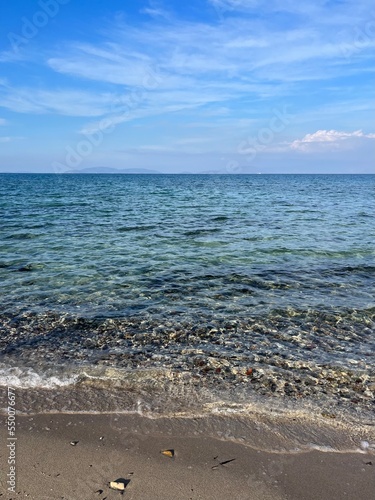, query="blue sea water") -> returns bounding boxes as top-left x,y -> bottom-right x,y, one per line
0,174 -> 374,419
